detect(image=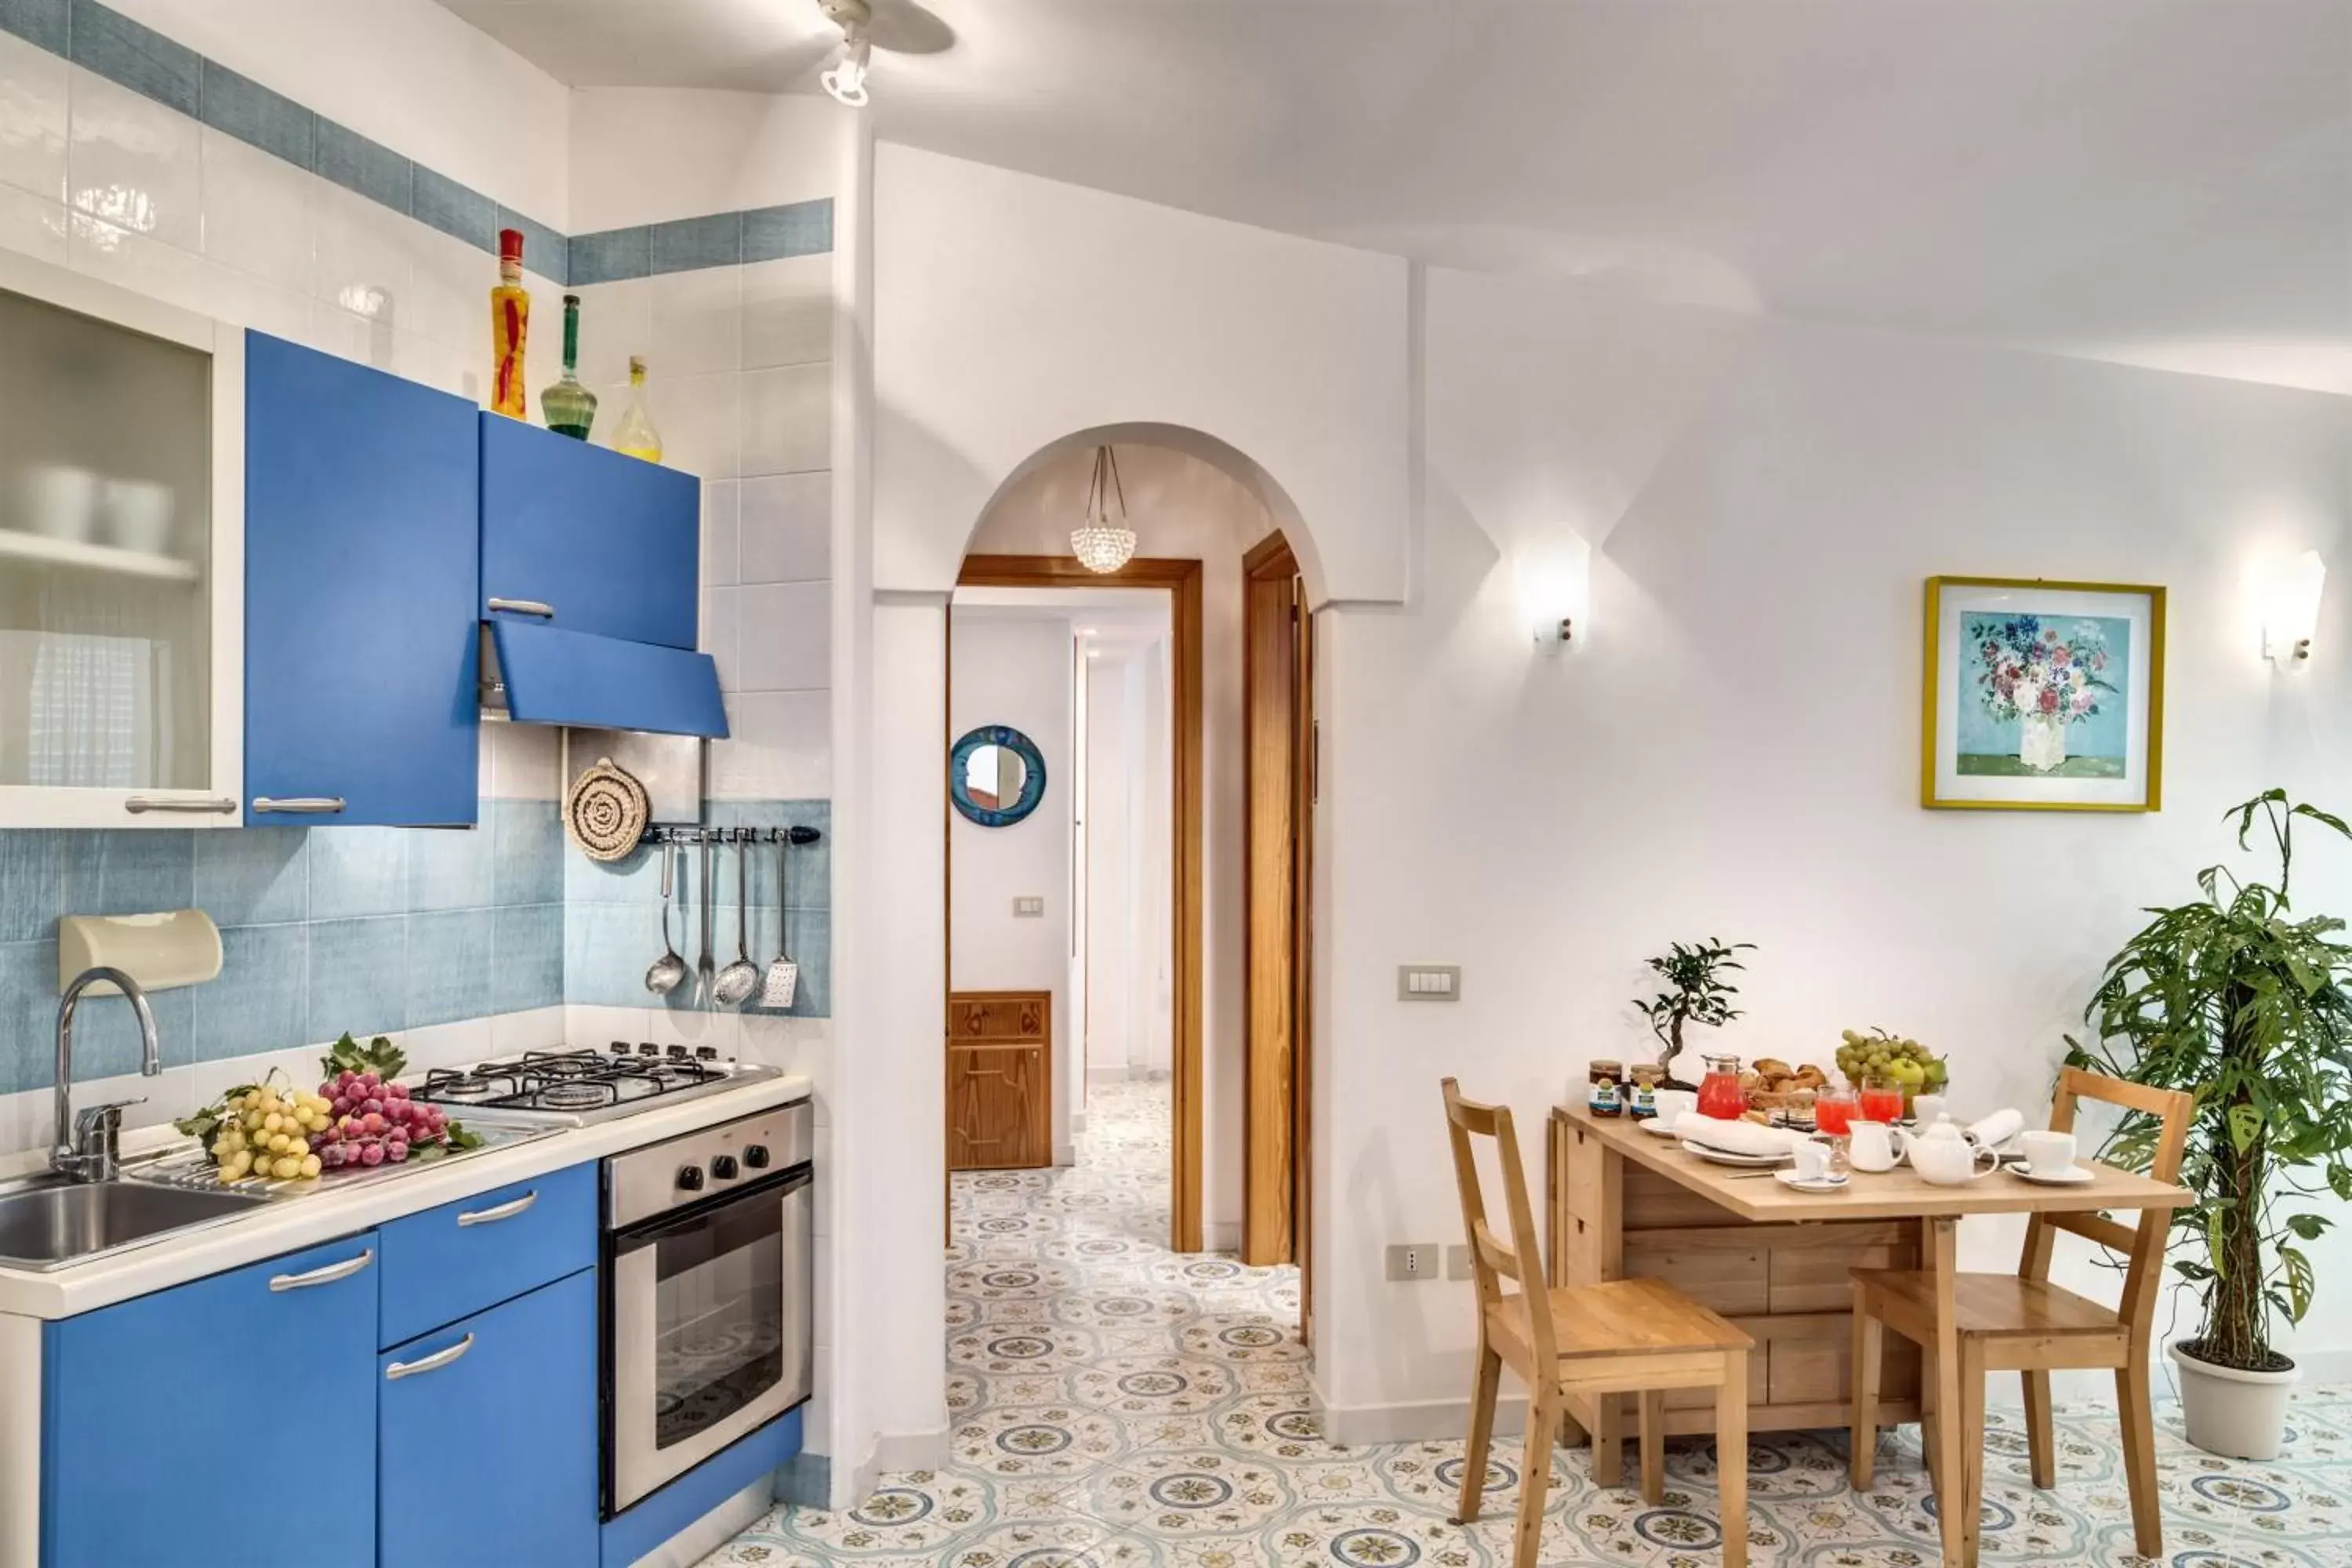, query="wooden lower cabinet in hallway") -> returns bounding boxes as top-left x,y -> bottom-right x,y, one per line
948,991 -> 1053,1170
